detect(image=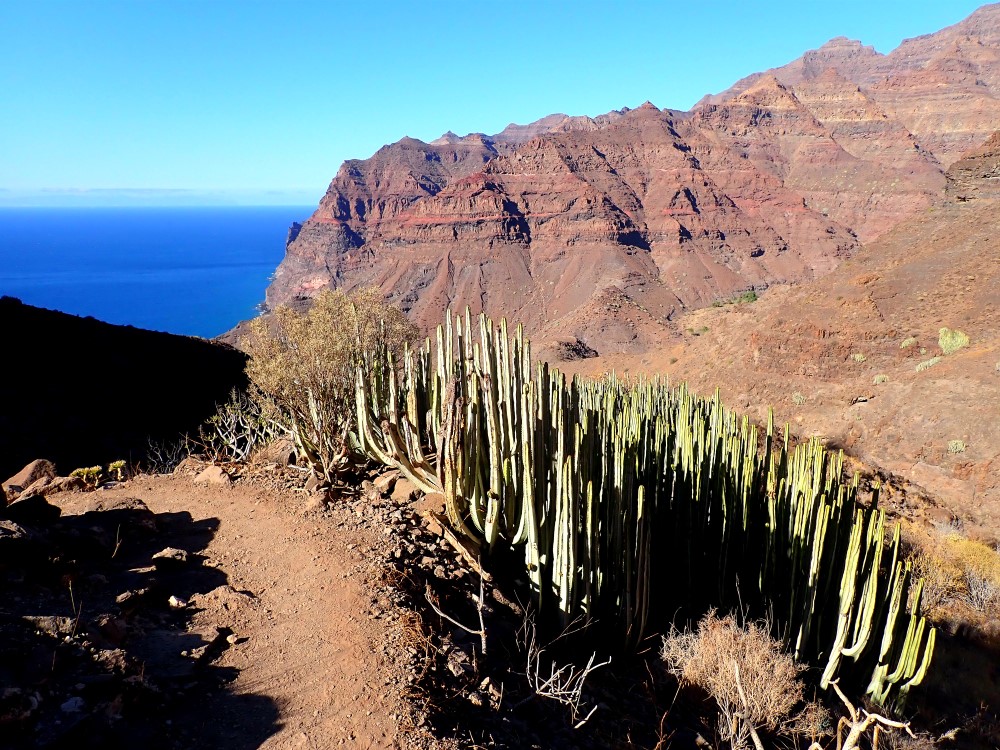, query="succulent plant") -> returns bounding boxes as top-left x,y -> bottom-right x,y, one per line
354,308 -> 936,708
